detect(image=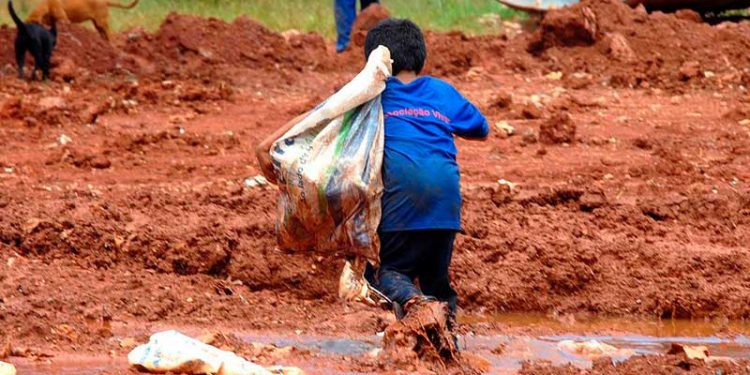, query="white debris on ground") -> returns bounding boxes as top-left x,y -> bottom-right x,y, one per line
557,340 -> 635,359
494,121 -> 515,136
58,134 -> 73,145
128,330 -> 304,375
0,361 -> 16,375
244,175 -> 269,188
497,179 -> 516,191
